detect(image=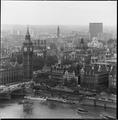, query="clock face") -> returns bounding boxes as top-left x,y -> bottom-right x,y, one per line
24,47 -> 27,51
